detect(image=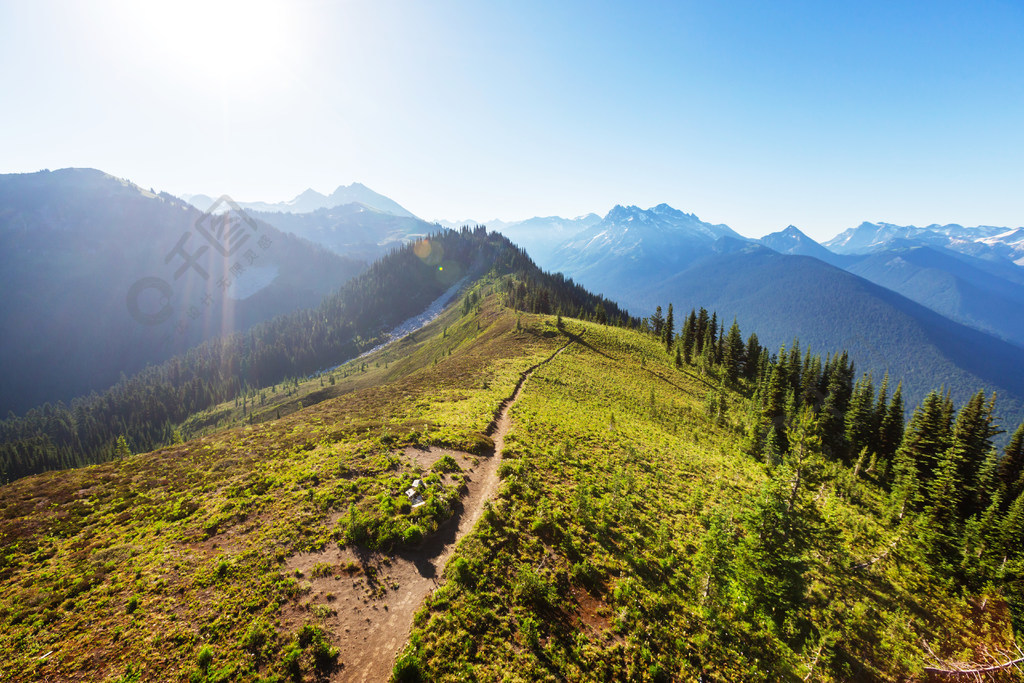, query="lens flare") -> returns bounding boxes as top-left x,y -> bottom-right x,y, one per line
413,239 -> 431,260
